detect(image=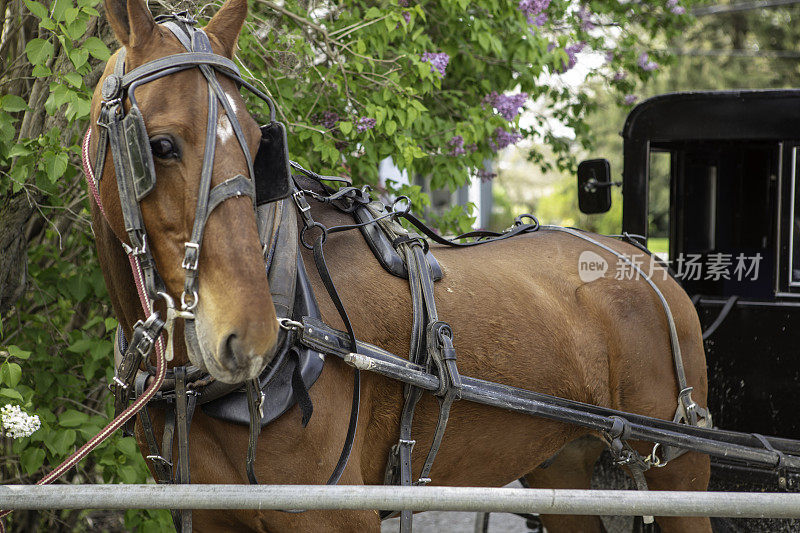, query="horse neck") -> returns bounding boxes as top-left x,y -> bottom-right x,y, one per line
91,201 -> 192,367
91,201 -> 144,340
